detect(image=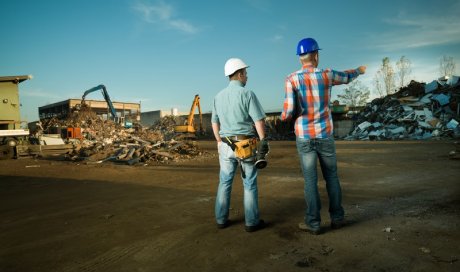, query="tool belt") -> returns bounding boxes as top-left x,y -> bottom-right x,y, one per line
222,135 -> 258,179
223,135 -> 257,160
